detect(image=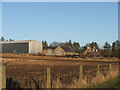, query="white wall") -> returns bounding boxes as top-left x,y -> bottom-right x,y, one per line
29,40 -> 42,53
35,40 -> 42,53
